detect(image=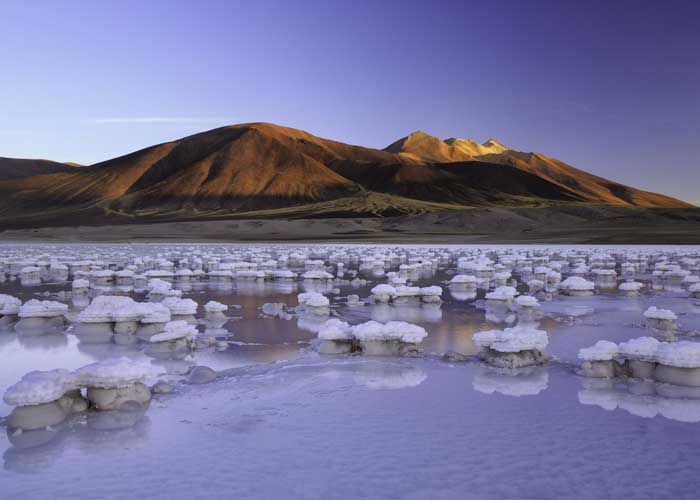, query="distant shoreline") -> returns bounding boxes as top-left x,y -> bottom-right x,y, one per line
3,206 -> 700,245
